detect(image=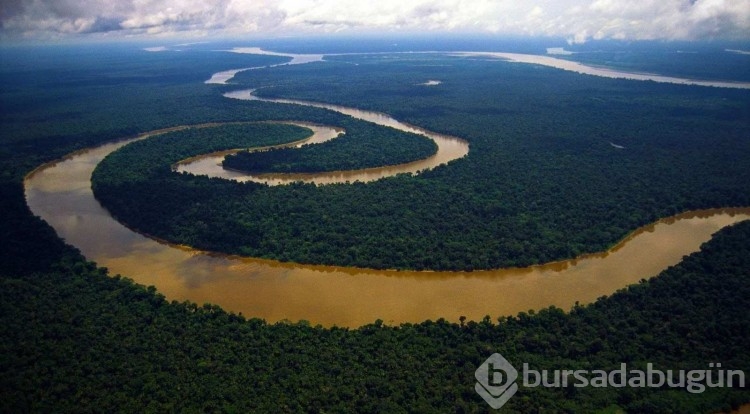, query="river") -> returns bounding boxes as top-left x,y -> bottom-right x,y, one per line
211,47 -> 750,90
24,126 -> 750,327
454,52 -> 750,89
22,48 -> 750,327
175,89 -> 469,185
